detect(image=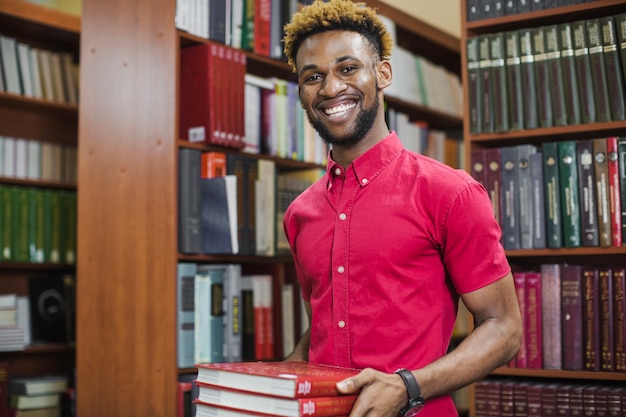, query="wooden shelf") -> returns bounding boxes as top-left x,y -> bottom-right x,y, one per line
491,367 -> 626,382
